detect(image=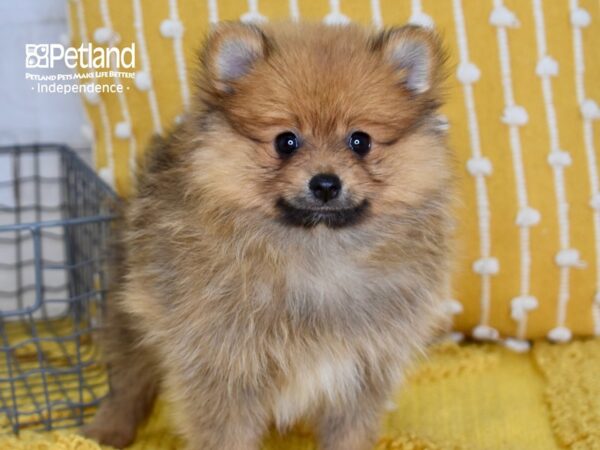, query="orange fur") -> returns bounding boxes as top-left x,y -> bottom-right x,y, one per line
83,22 -> 454,450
